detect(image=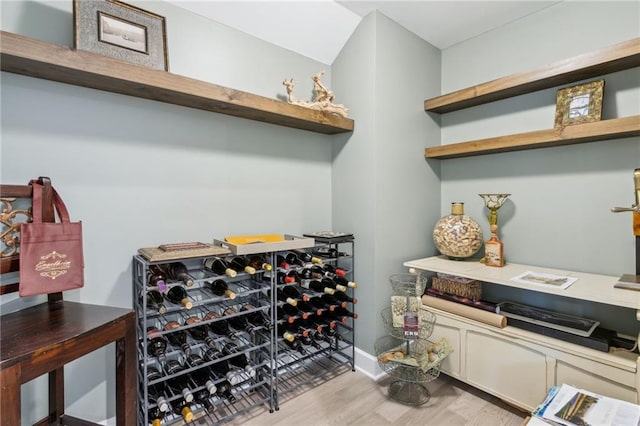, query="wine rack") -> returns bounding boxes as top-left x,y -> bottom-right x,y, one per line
133,234 -> 356,425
